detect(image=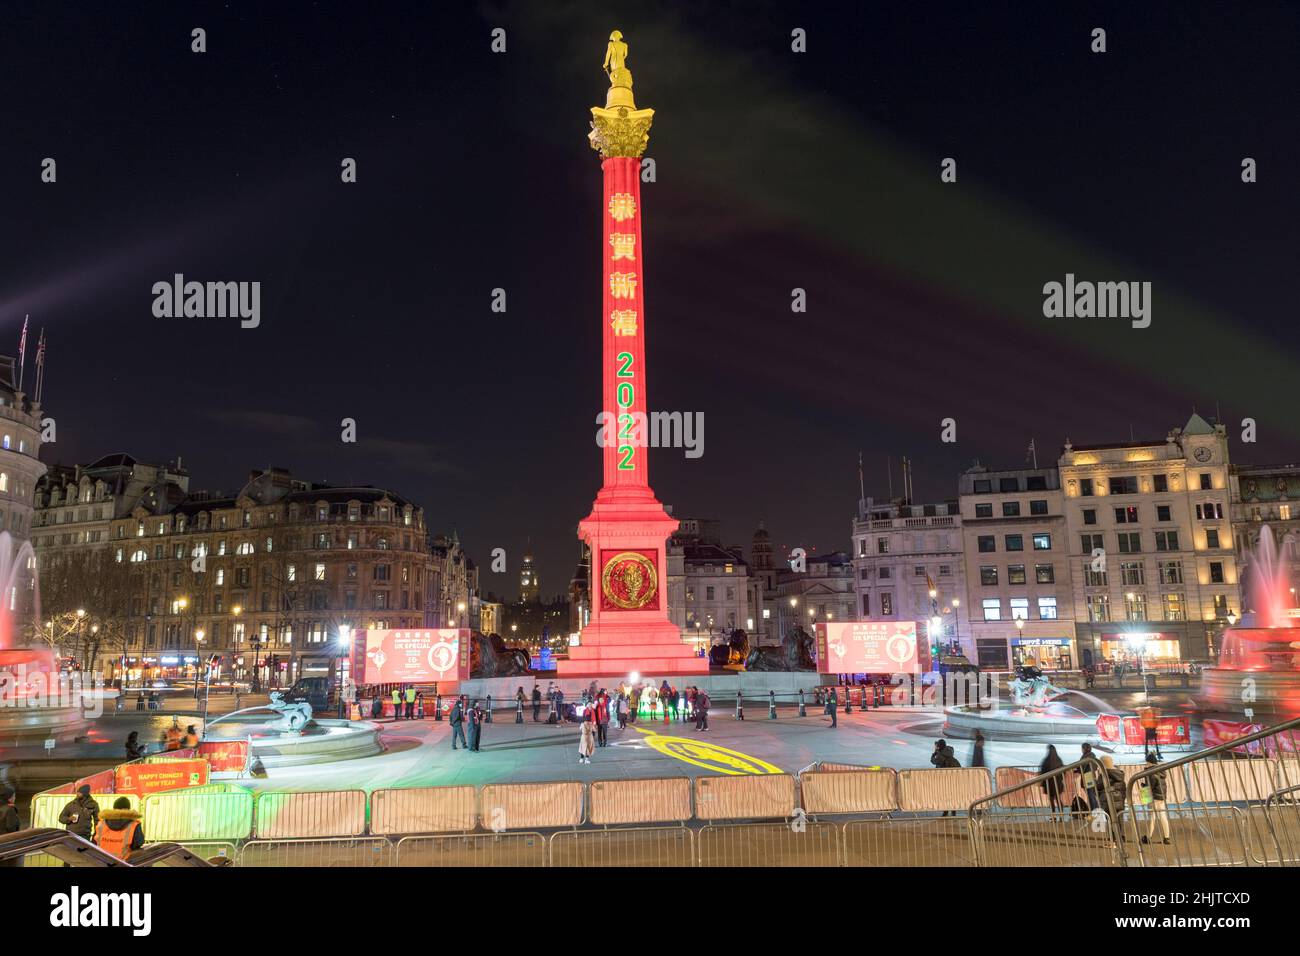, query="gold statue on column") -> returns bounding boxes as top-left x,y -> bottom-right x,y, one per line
590,29 -> 654,160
